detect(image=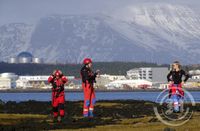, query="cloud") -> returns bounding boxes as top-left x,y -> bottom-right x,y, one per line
0,0 -> 199,25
